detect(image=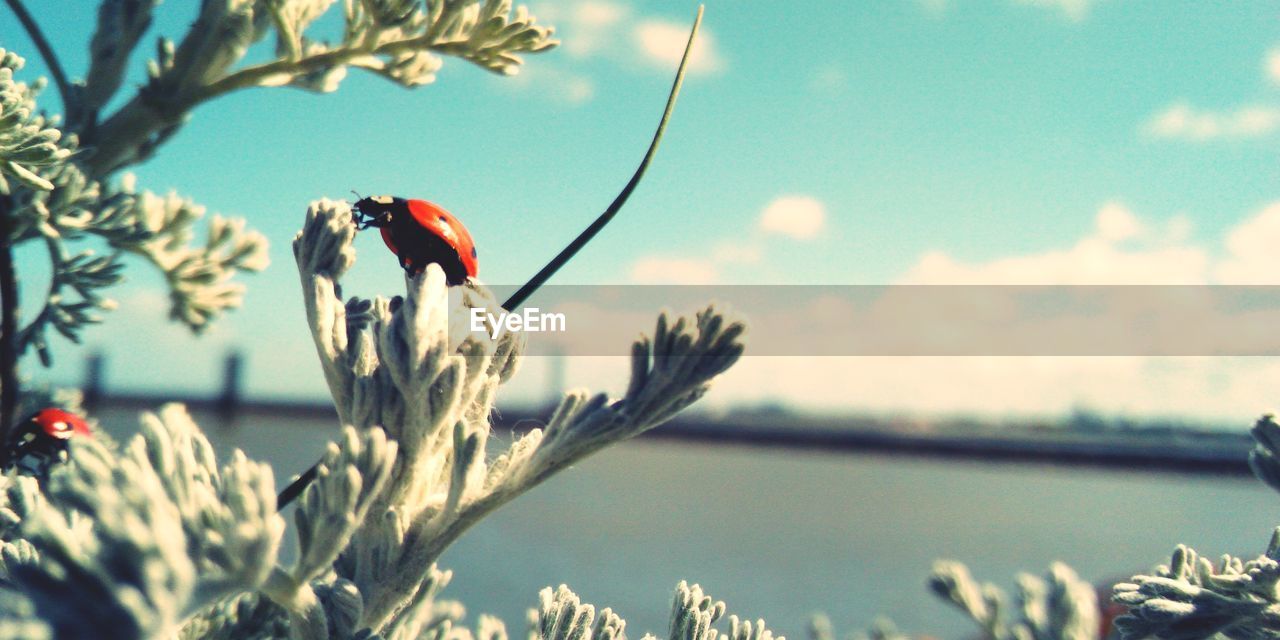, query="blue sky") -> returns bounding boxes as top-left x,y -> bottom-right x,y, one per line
3,1 -> 1280,419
